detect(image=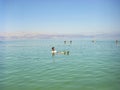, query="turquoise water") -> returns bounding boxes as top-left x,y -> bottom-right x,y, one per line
0,39 -> 120,90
